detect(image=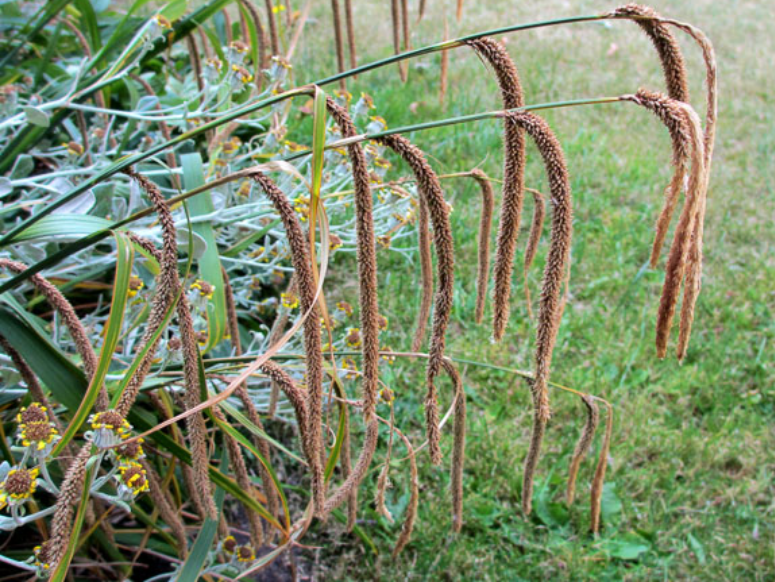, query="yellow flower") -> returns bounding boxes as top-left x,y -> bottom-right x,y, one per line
190,279 -> 215,299
237,180 -> 252,197
88,410 -> 132,448
237,545 -> 256,562
377,314 -> 389,332
336,301 -> 353,317
19,421 -> 58,452
63,141 -> 84,156
281,291 -> 299,309
222,535 -> 238,555
272,4 -> 286,13
115,438 -> 145,464
231,64 -> 254,84
128,276 -> 144,298
17,403 -> 48,425
34,542 -> 52,574
0,467 -> 39,511
345,328 -> 362,349
118,462 -> 149,496
153,14 -> 172,29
